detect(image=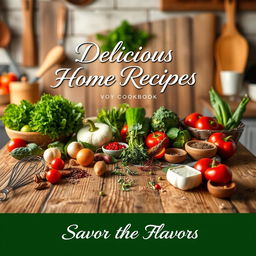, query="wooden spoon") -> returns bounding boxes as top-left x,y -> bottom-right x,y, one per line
31,45 -> 65,83
215,0 -> 248,94
0,21 -> 22,77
